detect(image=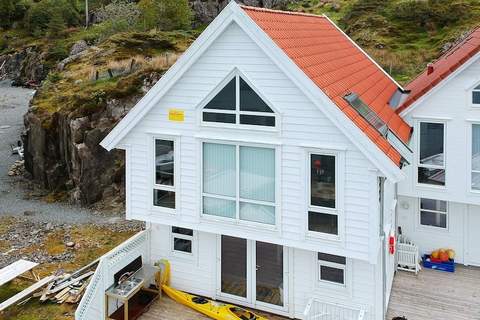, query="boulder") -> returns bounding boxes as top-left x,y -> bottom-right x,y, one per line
70,40 -> 88,56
